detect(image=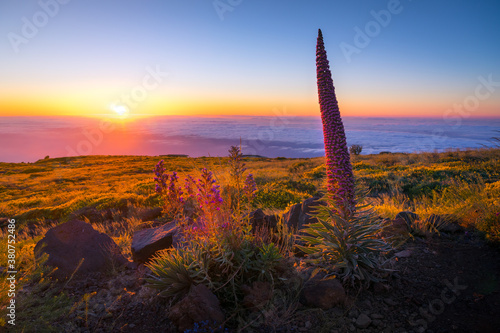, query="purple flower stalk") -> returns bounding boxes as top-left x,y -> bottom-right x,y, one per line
154,160 -> 168,195
243,173 -> 257,199
316,29 -> 355,215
